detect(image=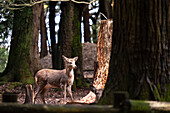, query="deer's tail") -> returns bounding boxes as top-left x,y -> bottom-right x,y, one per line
35,75 -> 39,86
34,69 -> 40,86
